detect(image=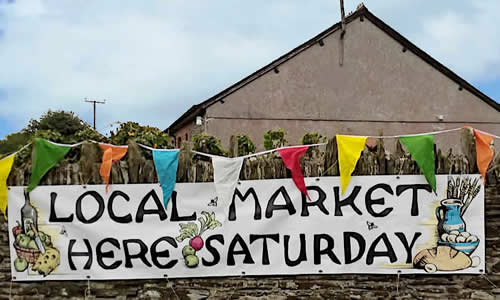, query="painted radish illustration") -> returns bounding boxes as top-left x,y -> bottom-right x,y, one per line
190,236 -> 204,251
176,211 -> 222,268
